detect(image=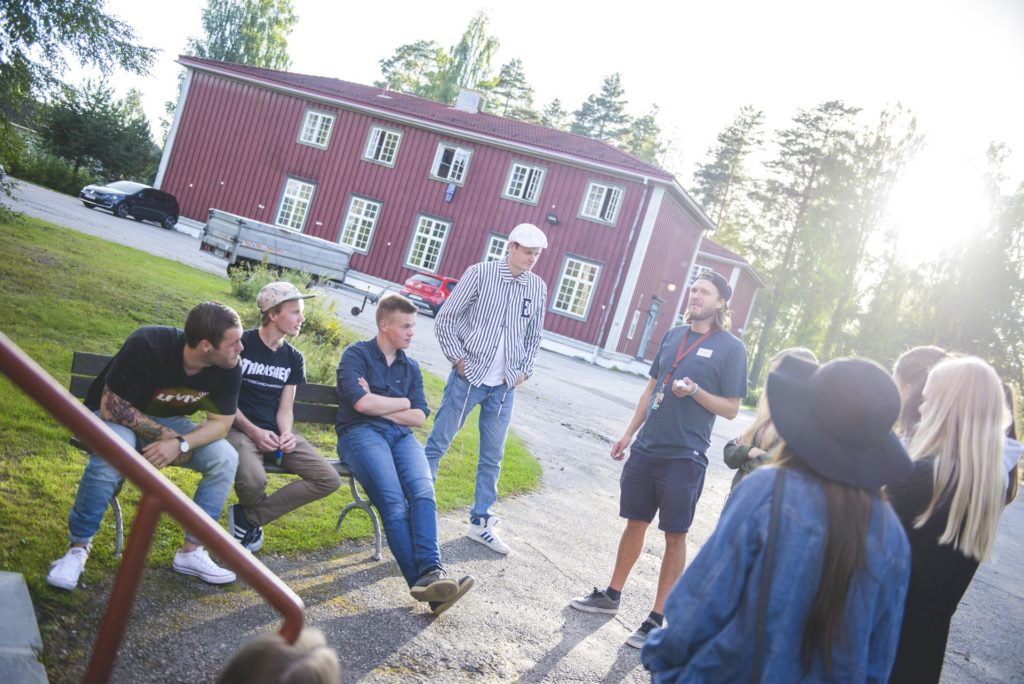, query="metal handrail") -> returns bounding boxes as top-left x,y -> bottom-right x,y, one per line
0,333 -> 305,683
